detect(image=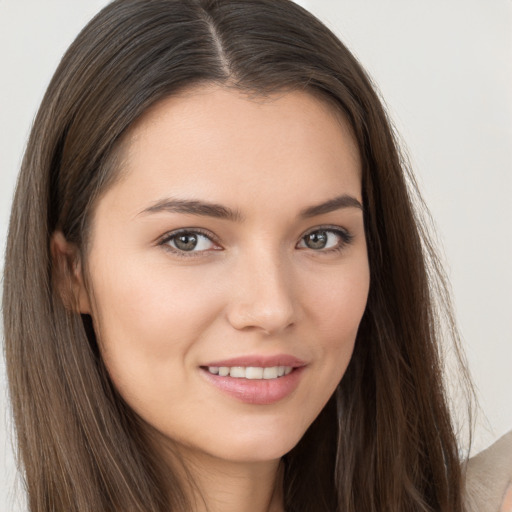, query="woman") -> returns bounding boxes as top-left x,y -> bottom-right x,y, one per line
2,0 -> 502,510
